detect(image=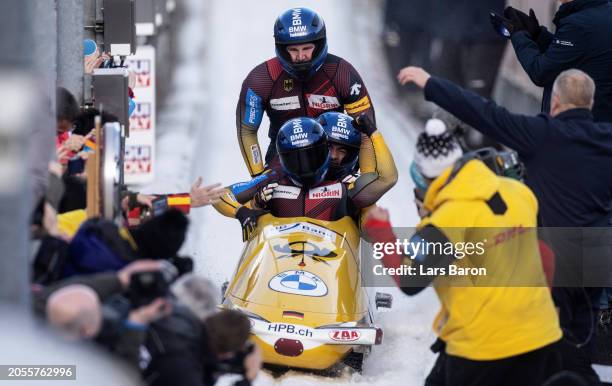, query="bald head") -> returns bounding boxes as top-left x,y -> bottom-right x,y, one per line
551,69 -> 595,116
46,285 -> 102,340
